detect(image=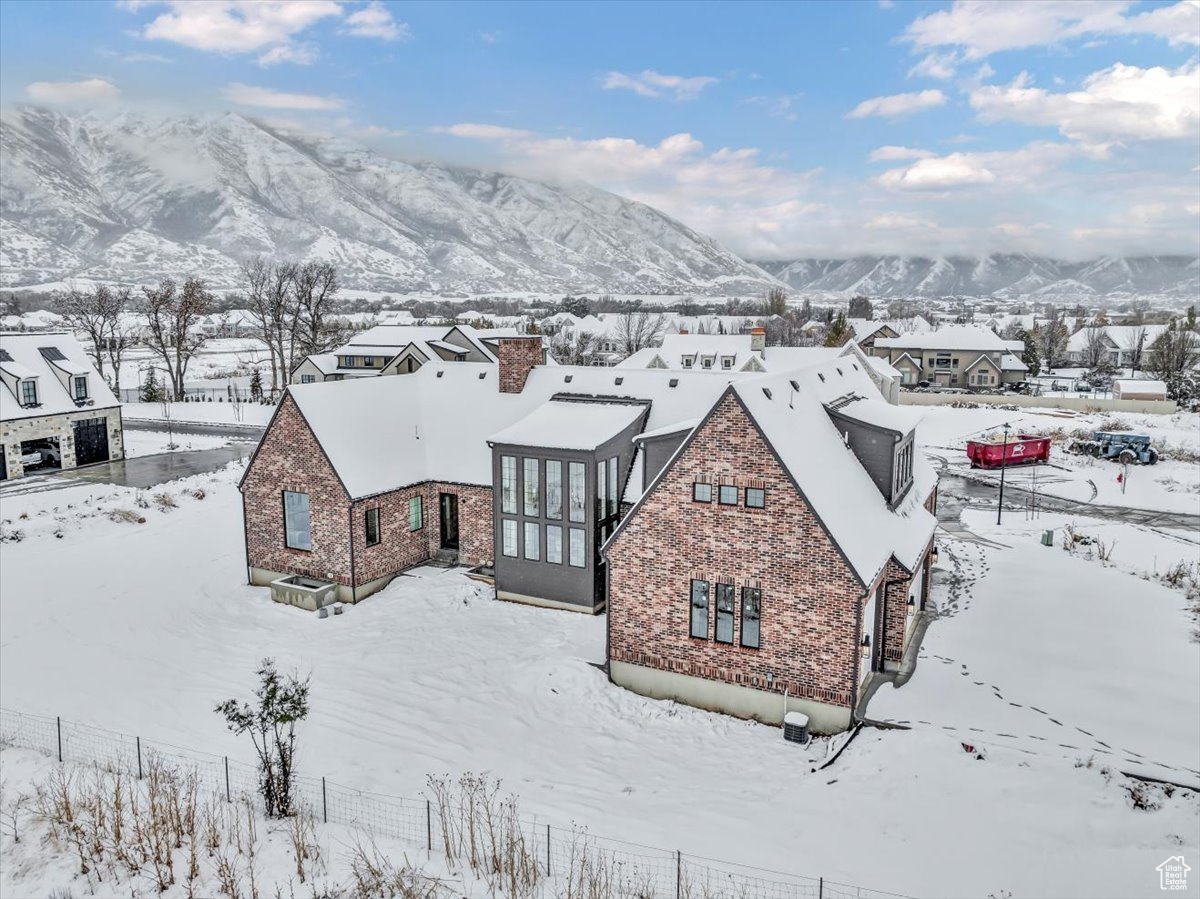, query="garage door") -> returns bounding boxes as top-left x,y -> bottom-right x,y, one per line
0,445 -> 6,480
73,418 -> 110,466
